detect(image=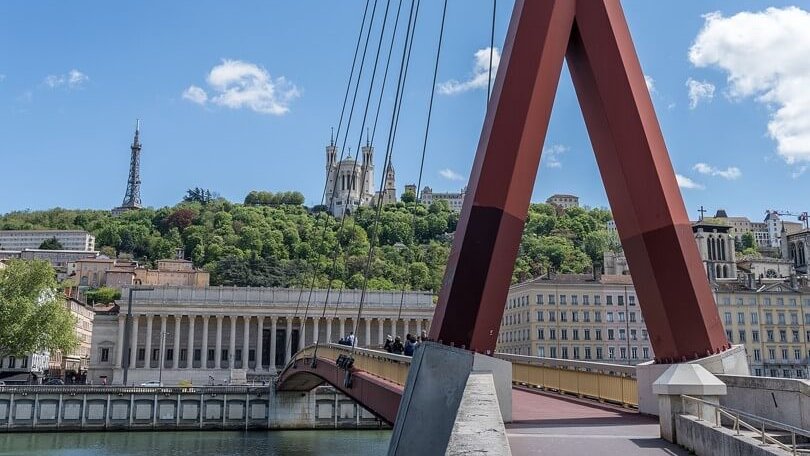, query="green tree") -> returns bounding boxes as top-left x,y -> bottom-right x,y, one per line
401,191 -> 416,203
0,260 -> 78,360
741,232 -> 756,250
38,237 -> 63,250
84,287 -> 121,305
